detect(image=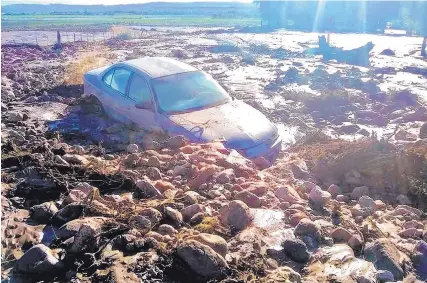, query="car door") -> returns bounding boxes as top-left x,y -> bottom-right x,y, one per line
101,67 -> 133,123
124,73 -> 163,132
